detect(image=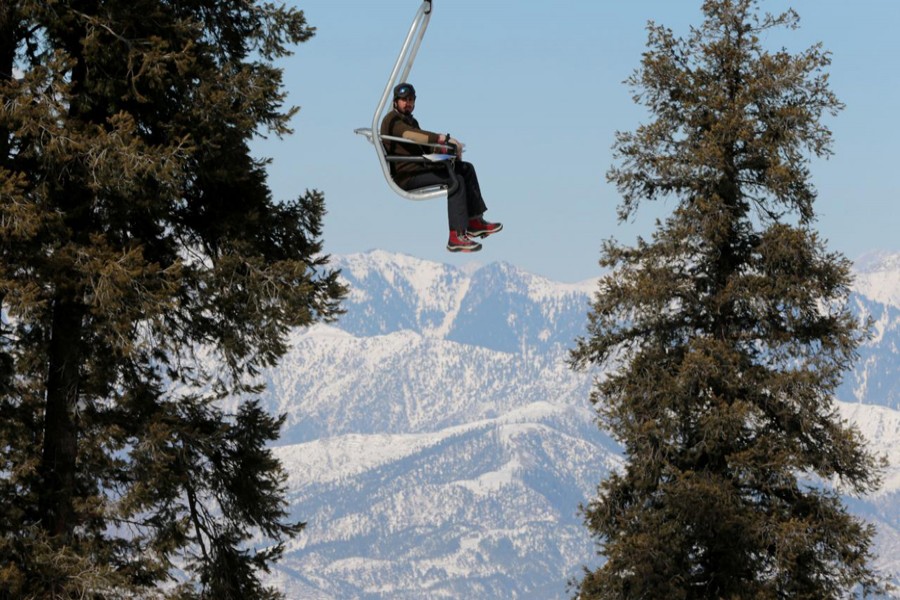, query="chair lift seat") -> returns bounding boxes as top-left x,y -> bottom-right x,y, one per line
355,127 -> 458,197
354,1 -> 458,201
